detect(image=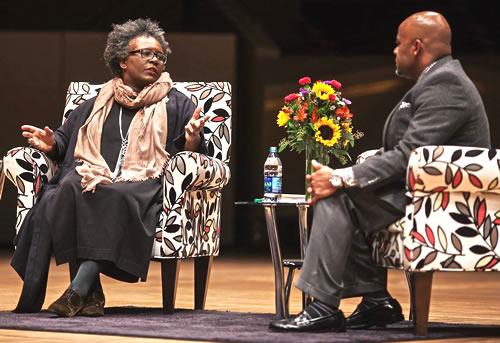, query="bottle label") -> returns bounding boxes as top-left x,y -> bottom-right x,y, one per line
264,176 -> 273,193
271,177 -> 282,194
